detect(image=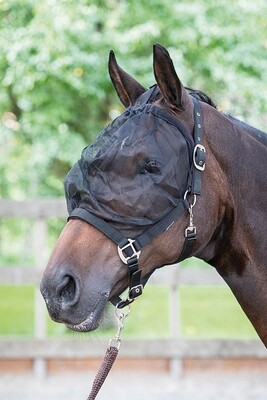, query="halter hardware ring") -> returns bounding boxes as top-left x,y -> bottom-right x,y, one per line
115,304 -> 131,320
184,190 -> 197,208
118,238 -> 141,264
